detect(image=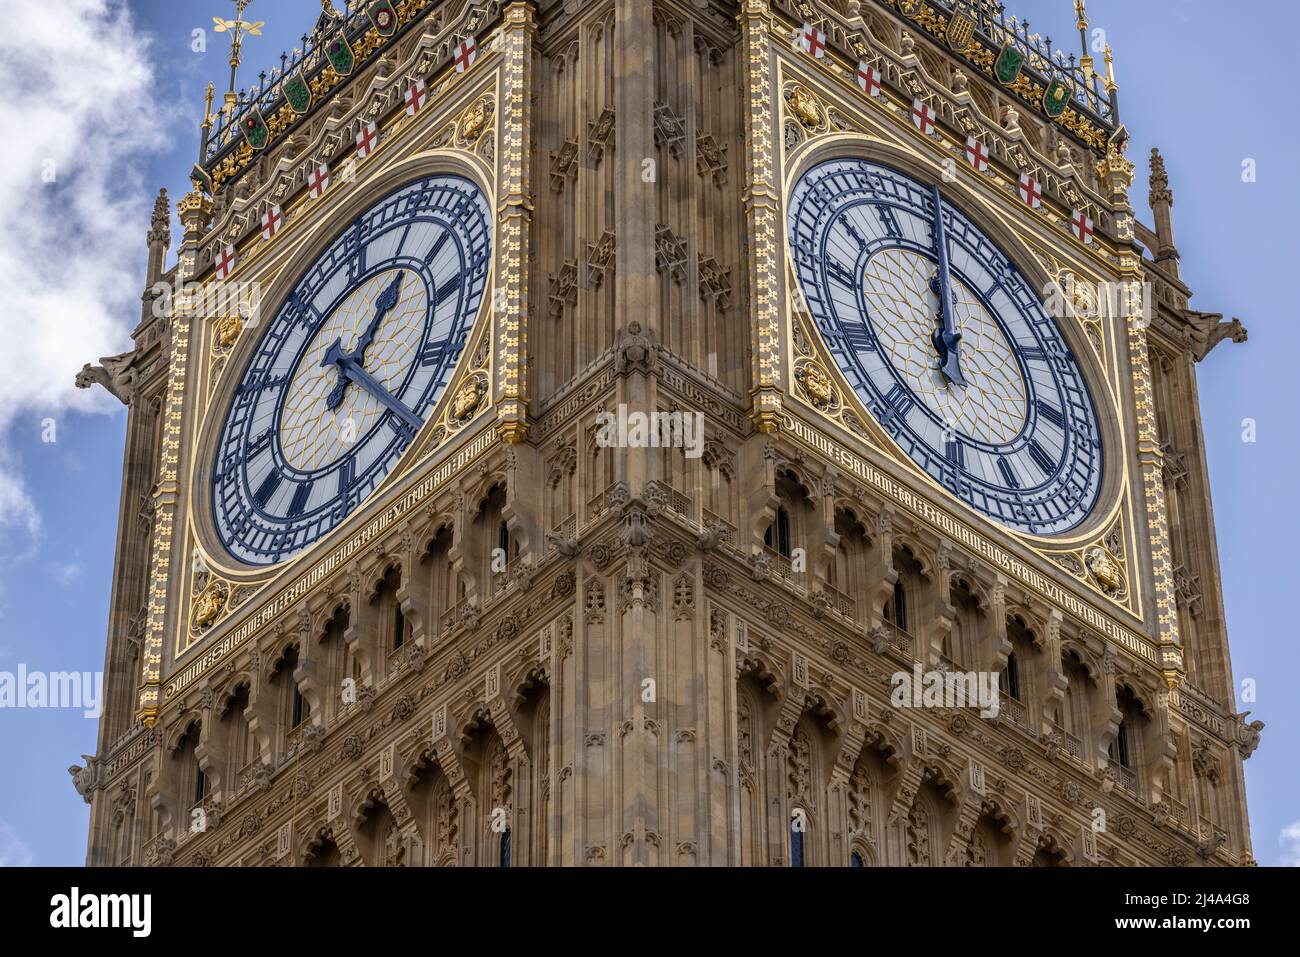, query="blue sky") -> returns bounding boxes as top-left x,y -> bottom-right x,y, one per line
0,0 -> 1293,866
